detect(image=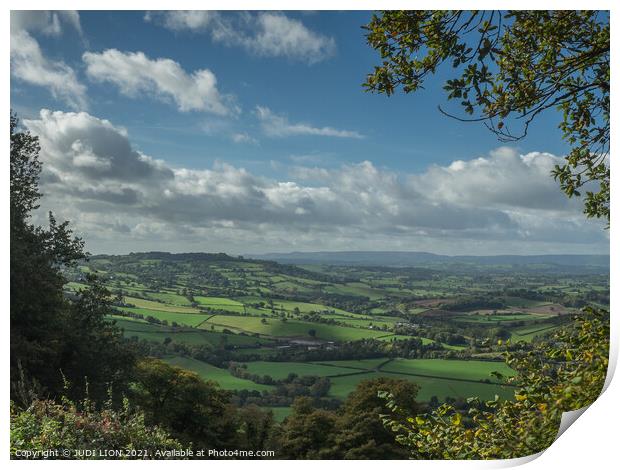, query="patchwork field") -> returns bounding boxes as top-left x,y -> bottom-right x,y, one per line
70,252 -> 607,409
